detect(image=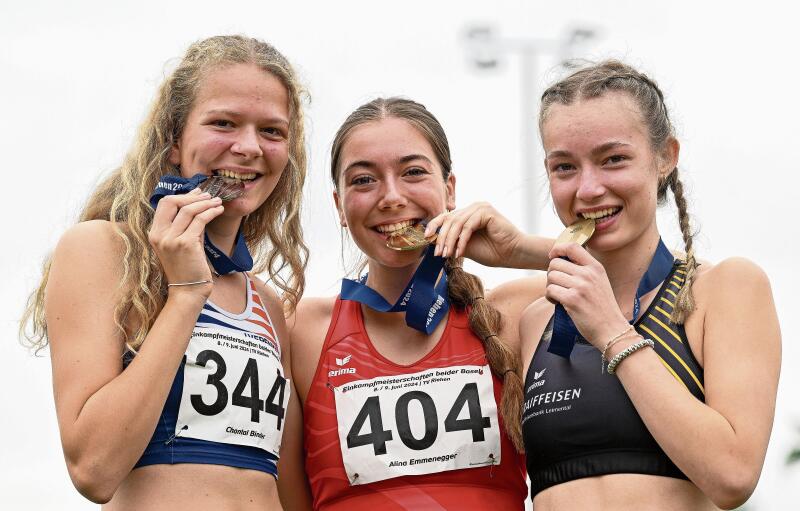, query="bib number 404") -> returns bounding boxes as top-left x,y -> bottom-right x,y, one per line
346,383 -> 490,455
190,349 -> 287,429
